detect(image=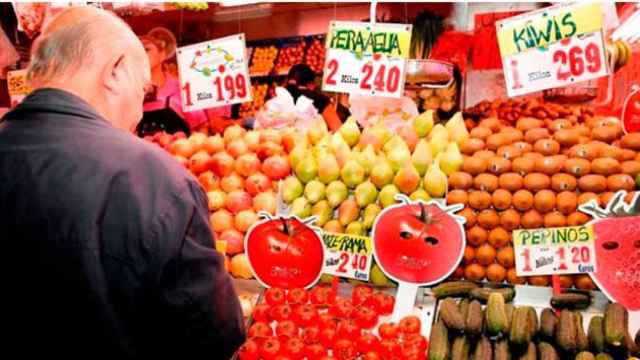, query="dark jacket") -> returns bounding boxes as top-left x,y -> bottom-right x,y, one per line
0,89 -> 245,359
